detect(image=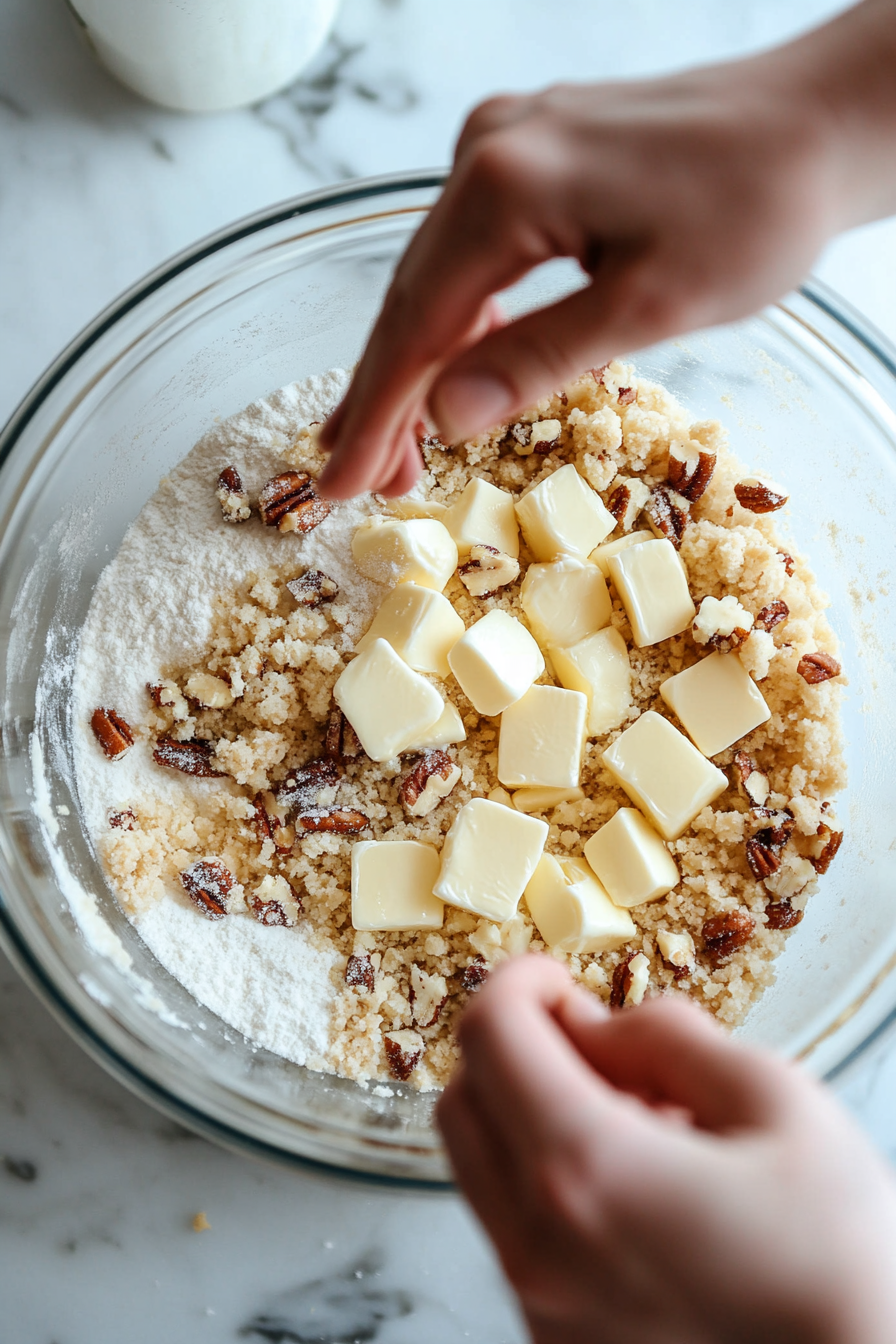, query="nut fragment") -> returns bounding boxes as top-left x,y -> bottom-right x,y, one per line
276,757 -> 340,817
458,544 -> 520,598
809,823 -> 843,874
733,477 -> 788,514
702,910 -> 754,964
765,900 -> 804,930
692,594 -> 753,652
607,476 -> 650,532
410,964 -> 449,1028
610,951 -> 649,1007
384,1029 -> 424,1082
247,873 -> 303,926
286,569 -> 339,608
258,471 -> 331,534
180,859 -> 233,920
656,929 -> 696,979
153,737 -> 225,777
294,807 -> 369,835
324,707 -> 363,765
643,485 -> 690,550
109,808 -> 136,830
732,750 -> 770,808
617,386 -> 637,405
399,750 -> 461,817
797,651 -> 841,684
184,672 -> 235,710
459,958 -> 489,992
778,551 -> 795,577
345,954 -> 375,992
745,835 -> 781,880
755,599 -> 789,633
90,707 -> 134,760
147,679 -> 190,720
506,421 -> 532,454
216,466 -> 251,523
668,448 -> 715,502
530,419 -> 562,453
